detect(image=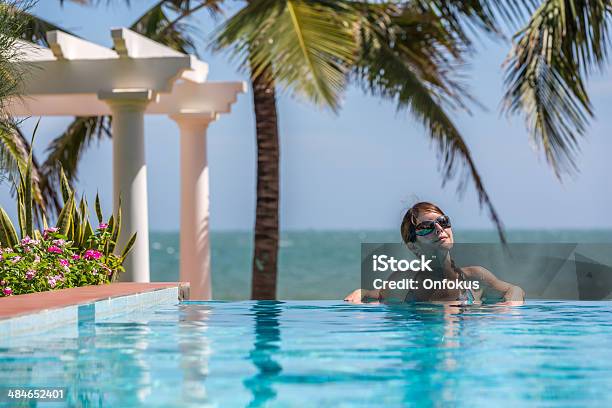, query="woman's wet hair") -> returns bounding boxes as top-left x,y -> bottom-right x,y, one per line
400,201 -> 446,244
